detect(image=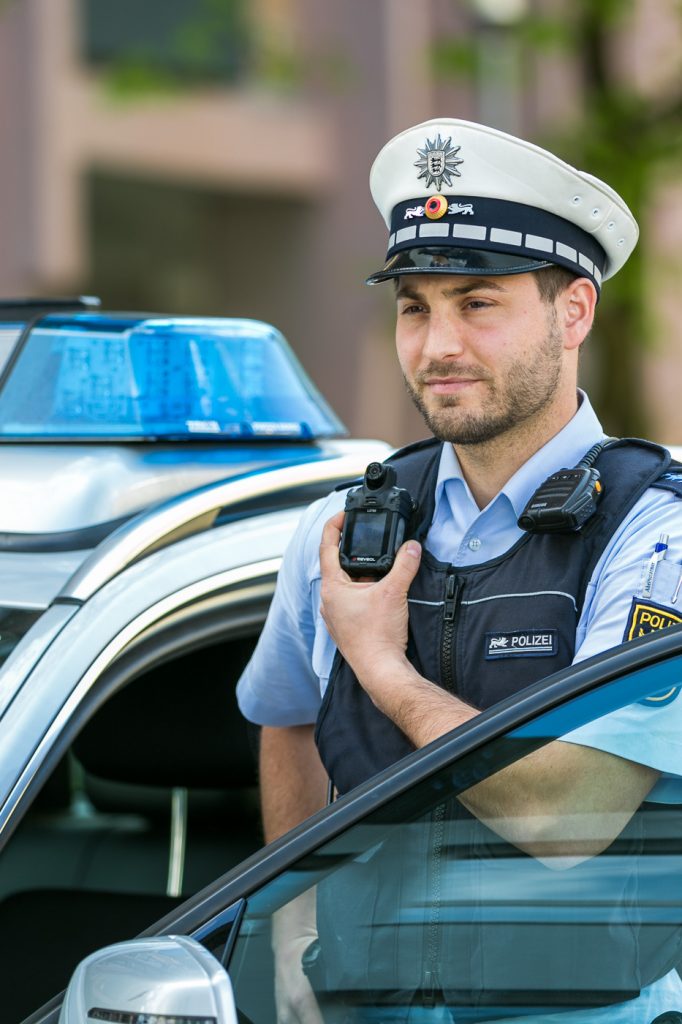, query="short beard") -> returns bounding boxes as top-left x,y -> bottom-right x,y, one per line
403,313 -> 564,445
